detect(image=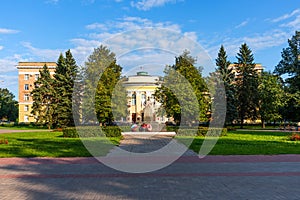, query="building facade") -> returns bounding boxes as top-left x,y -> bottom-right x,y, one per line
17,62 -> 57,123
123,71 -> 167,124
